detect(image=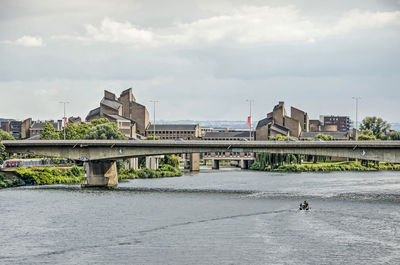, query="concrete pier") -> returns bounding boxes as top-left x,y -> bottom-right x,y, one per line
83,161 -> 118,188
190,153 -> 200,171
212,159 -> 220,170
